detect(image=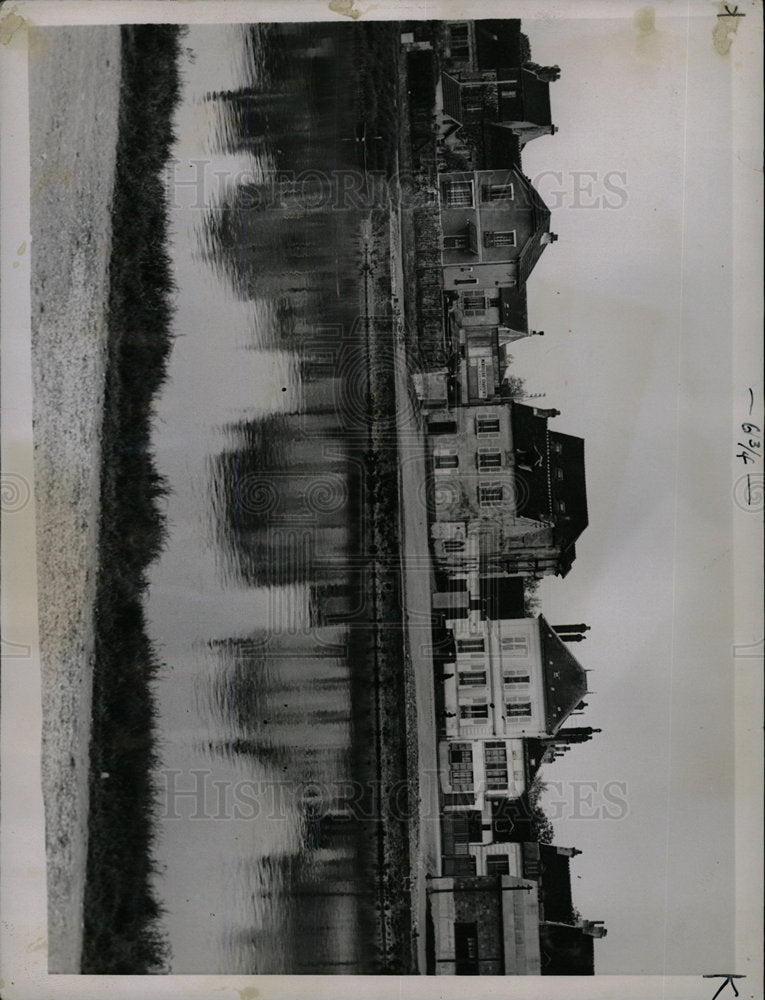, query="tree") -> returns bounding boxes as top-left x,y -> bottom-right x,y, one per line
502,374 -> 526,399
531,804 -> 555,844
523,575 -> 542,613
525,62 -> 562,82
528,774 -> 555,843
